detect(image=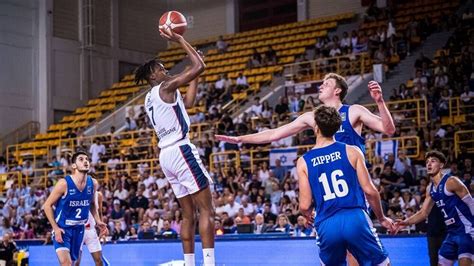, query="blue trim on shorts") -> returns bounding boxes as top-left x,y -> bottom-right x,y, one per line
179,144 -> 208,190
172,104 -> 188,140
